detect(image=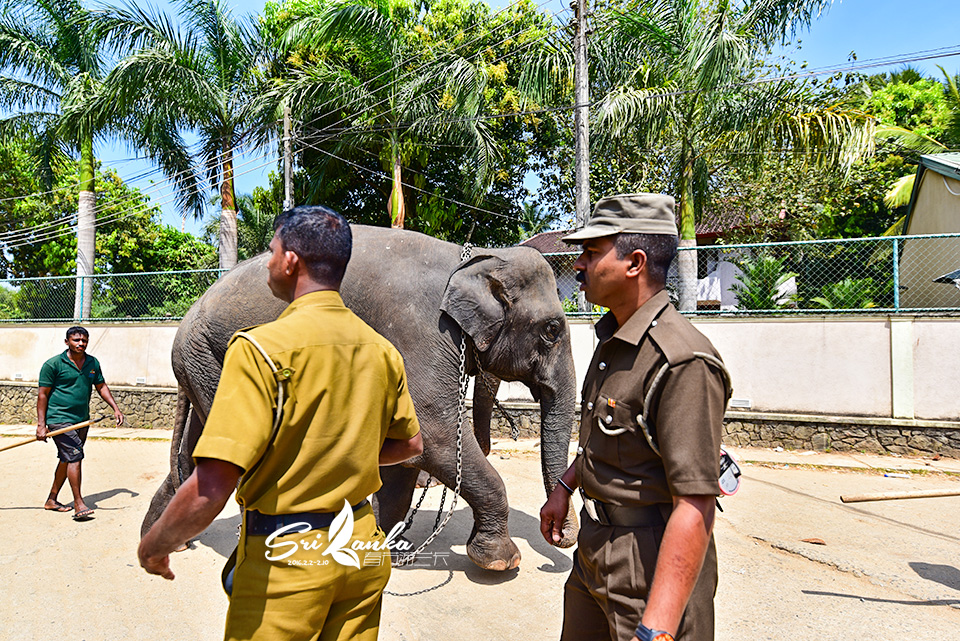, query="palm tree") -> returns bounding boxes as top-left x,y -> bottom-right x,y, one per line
95,0 -> 266,269
0,0 -> 193,317
592,0 -> 874,310
275,0 -> 496,229
203,190 -> 277,261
